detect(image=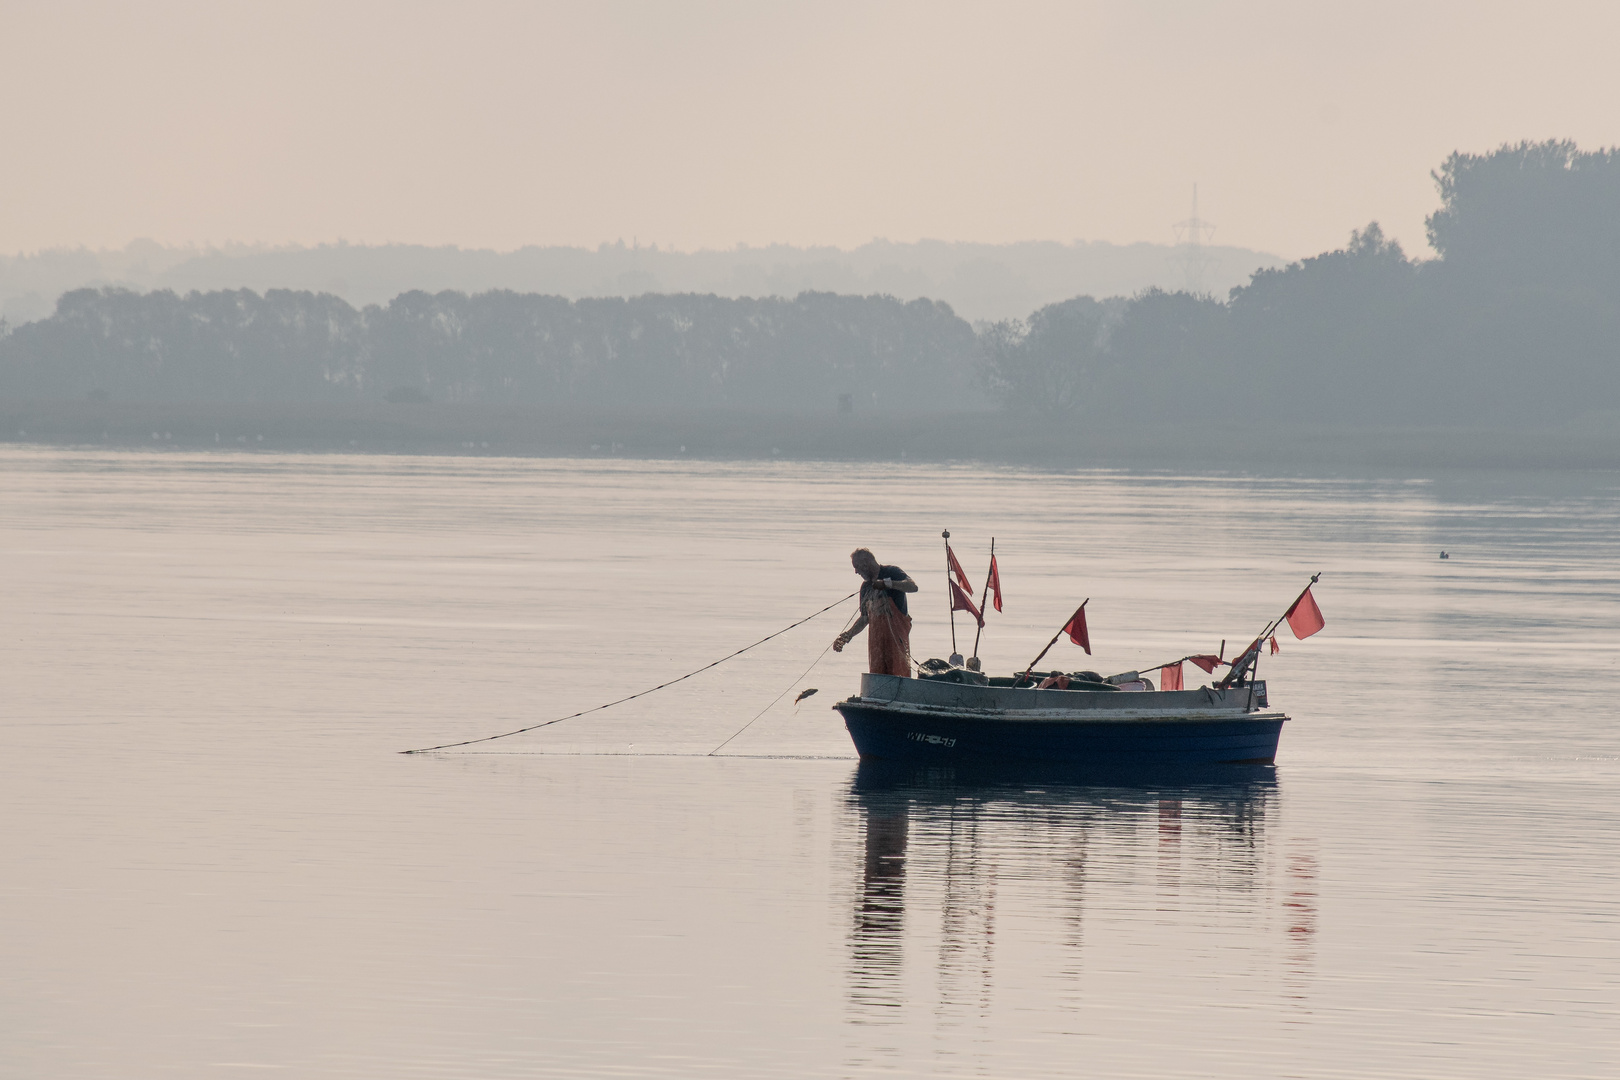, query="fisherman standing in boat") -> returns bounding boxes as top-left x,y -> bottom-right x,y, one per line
833,549 -> 918,677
